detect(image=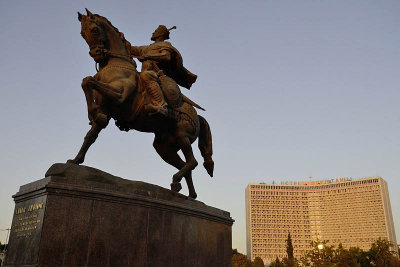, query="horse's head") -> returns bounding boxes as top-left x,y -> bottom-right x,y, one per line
78,9 -> 109,63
